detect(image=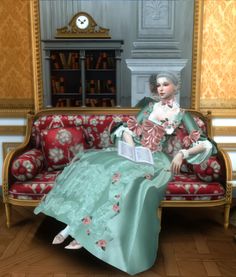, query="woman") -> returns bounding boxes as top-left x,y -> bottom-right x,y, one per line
34,71 -> 216,275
